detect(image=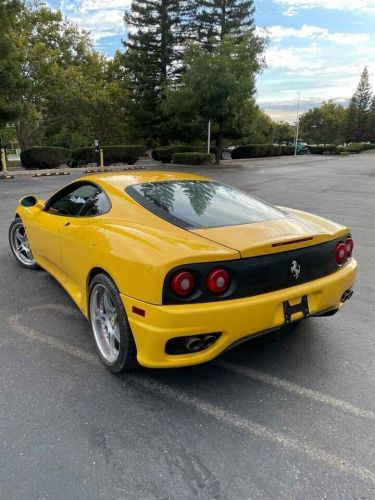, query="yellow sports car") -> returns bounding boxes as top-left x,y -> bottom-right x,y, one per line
9,172 -> 357,372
